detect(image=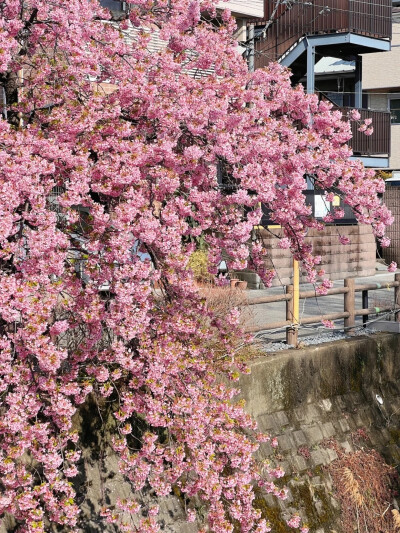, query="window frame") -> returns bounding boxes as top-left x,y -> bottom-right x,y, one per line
388,94 -> 400,124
